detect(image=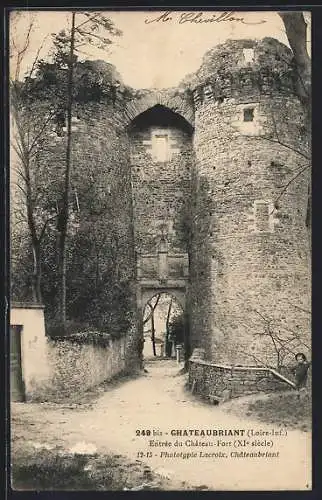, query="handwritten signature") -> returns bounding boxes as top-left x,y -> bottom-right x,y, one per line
145,11 -> 266,26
